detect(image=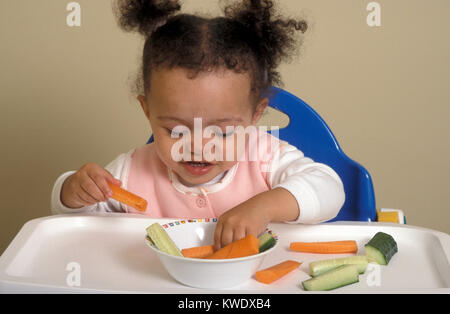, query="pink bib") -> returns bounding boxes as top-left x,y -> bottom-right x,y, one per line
126,130 -> 279,218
